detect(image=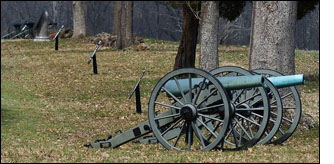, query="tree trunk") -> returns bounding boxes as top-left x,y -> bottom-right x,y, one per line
199,1 -> 219,72
173,3 -> 200,70
72,1 -> 87,38
112,1 -> 133,49
248,1 -> 297,75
